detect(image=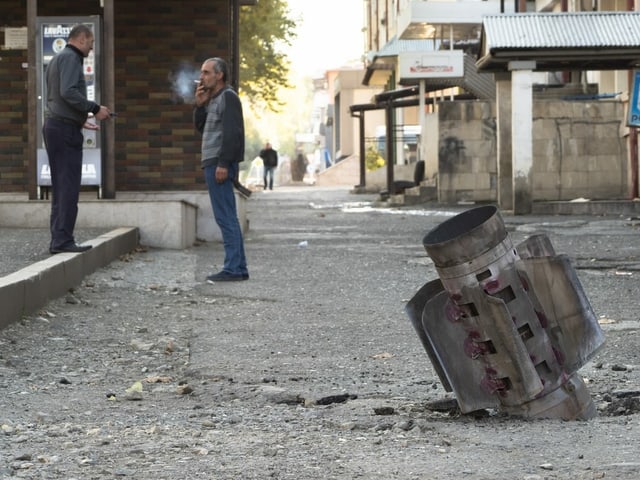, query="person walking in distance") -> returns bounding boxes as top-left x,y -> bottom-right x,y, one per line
259,142 -> 278,190
43,24 -> 112,254
194,57 -> 249,282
